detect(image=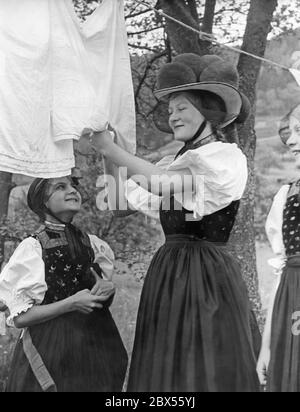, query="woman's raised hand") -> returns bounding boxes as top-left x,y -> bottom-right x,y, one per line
70,289 -> 108,314
91,129 -> 114,155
